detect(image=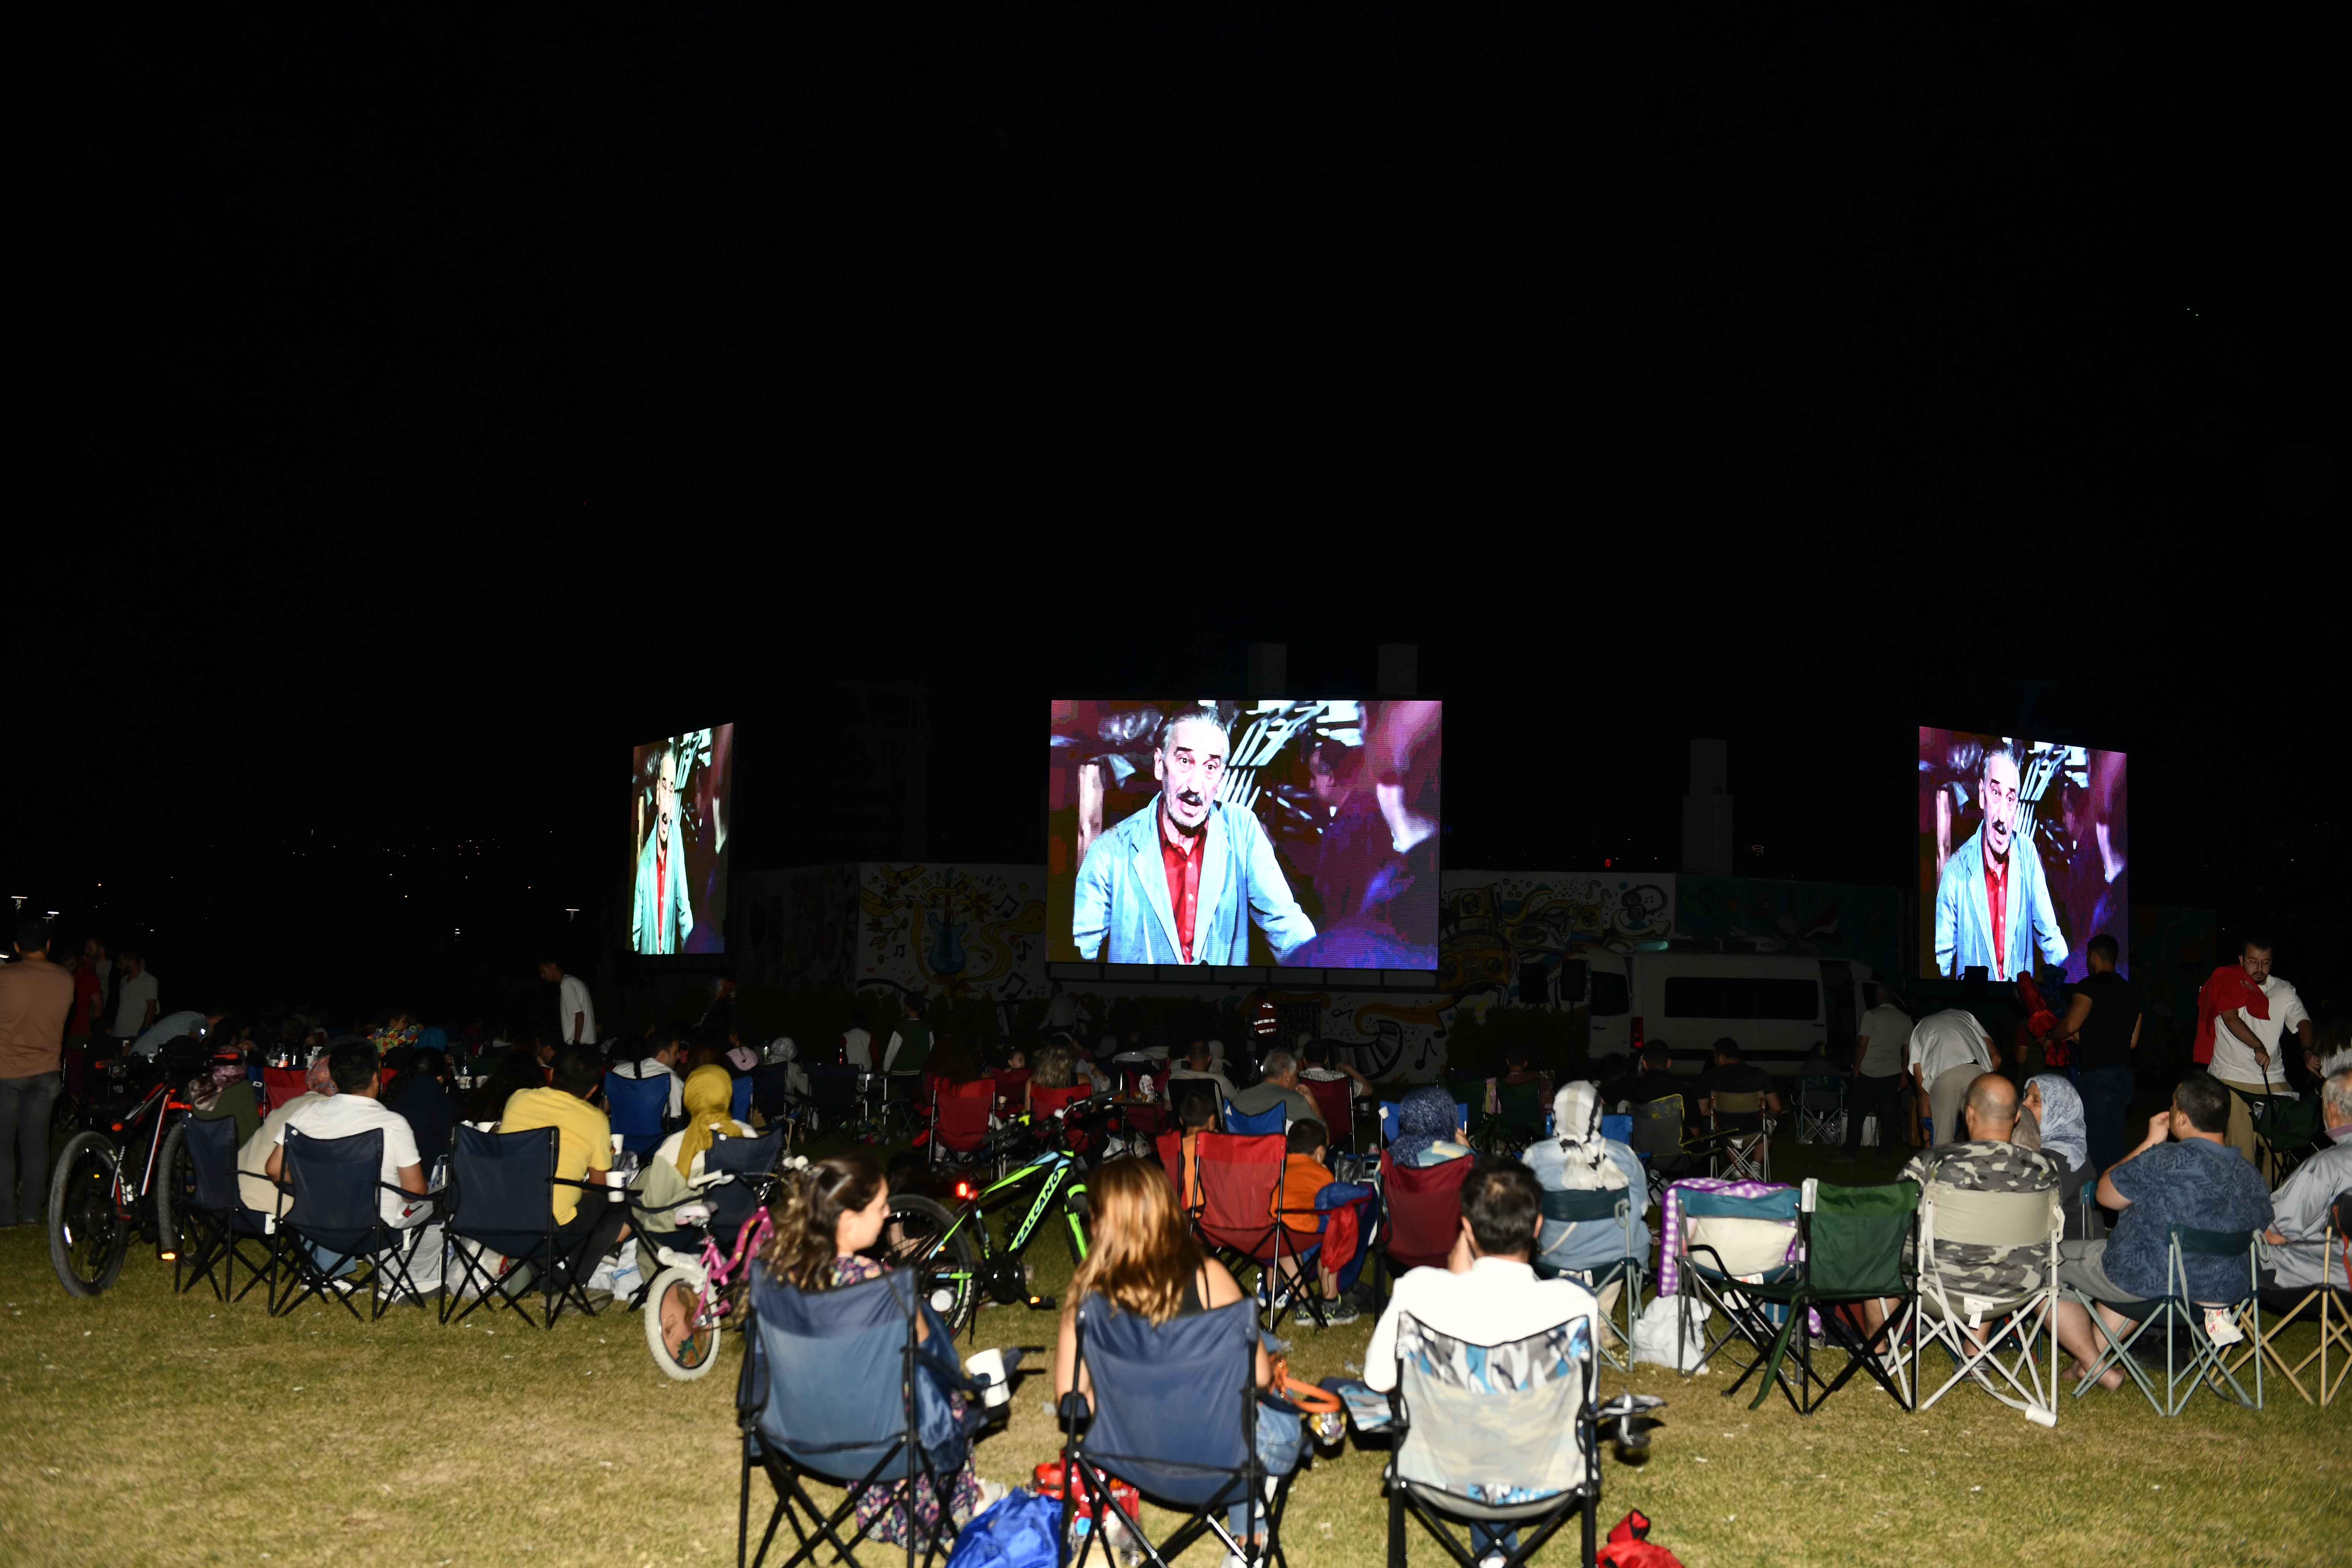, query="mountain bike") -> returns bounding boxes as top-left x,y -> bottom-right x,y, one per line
882,1096 -> 1119,1337
49,1052 -> 199,1297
